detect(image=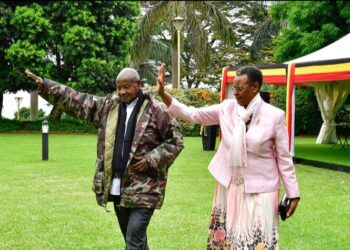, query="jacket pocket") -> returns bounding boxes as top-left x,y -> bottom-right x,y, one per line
92,158 -> 104,194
